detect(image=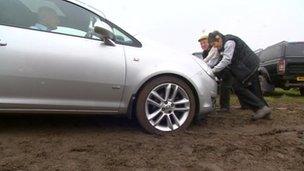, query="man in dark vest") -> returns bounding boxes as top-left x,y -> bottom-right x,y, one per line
208,31 -> 271,120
